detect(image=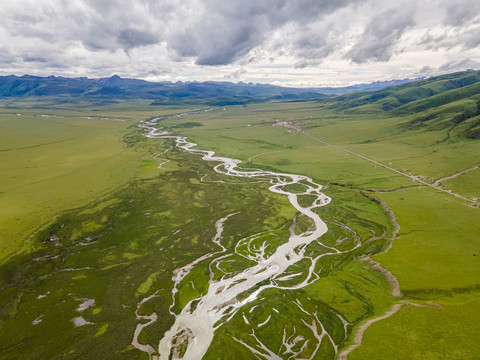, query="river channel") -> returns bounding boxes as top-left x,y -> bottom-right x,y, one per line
133,114 -> 359,359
